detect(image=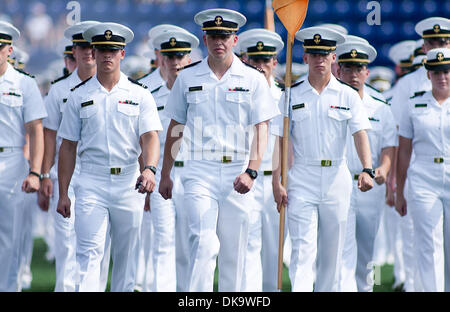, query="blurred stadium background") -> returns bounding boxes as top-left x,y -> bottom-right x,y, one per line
1,0 -> 446,292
